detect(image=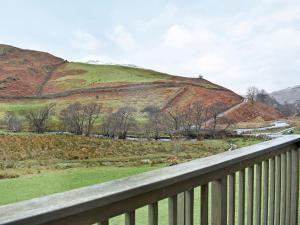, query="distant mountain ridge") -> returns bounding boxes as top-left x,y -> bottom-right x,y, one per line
271,85 -> 300,104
